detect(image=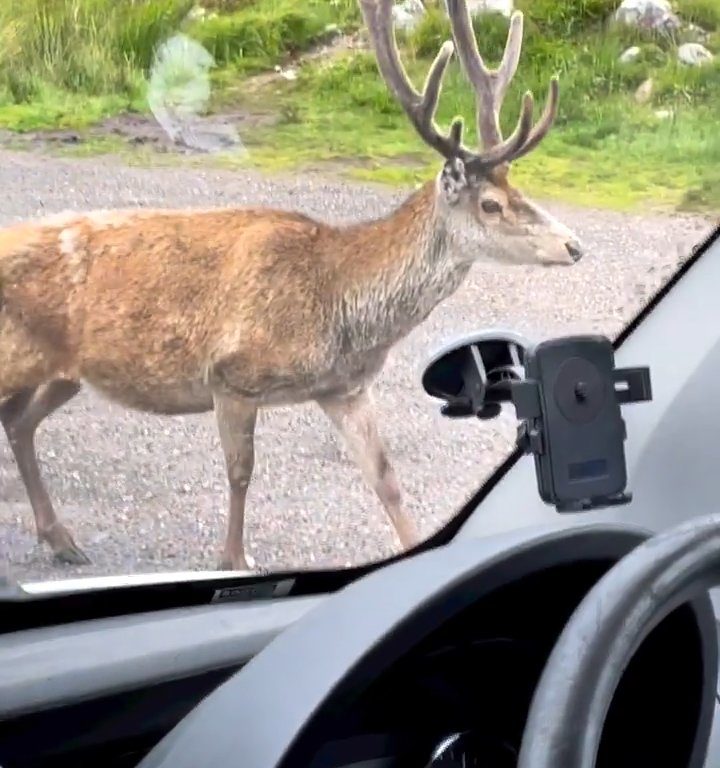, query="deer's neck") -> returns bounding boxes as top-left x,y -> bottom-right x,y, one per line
335,180 -> 470,351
